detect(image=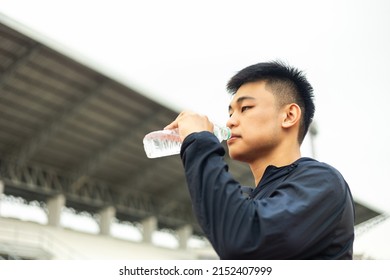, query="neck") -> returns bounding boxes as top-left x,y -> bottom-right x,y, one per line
249,142 -> 301,186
